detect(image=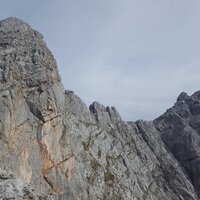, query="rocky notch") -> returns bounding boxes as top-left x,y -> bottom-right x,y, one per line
0,17 -> 200,200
